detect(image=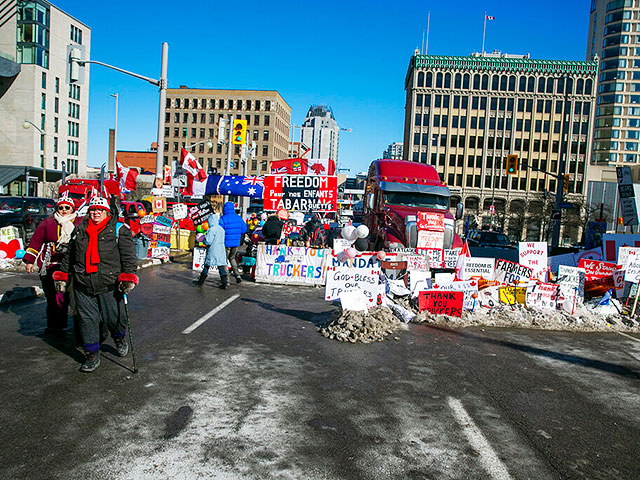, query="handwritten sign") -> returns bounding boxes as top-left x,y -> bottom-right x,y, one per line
459,257 -> 495,280
526,283 -> 559,310
152,223 -> 171,235
444,249 -> 460,269
624,261 -> 640,283
417,230 -> 444,250
417,212 -> 445,231
578,259 -> 618,281
404,254 -> 429,272
519,242 -> 548,280
494,259 -> 533,285
499,286 -> 527,304
477,286 -> 501,309
325,267 -> 380,304
558,265 -> 585,306
139,215 -> 155,225
255,244 -> 329,285
418,290 -> 463,317
426,248 -> 444,269
618,246 -> 640,269
188,200 -> 214,226
333,238 -> 352,254
192,247 -> 206,271
433,280 -> 478,310
172,203 -> 188,220
151,246 -> 170,259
